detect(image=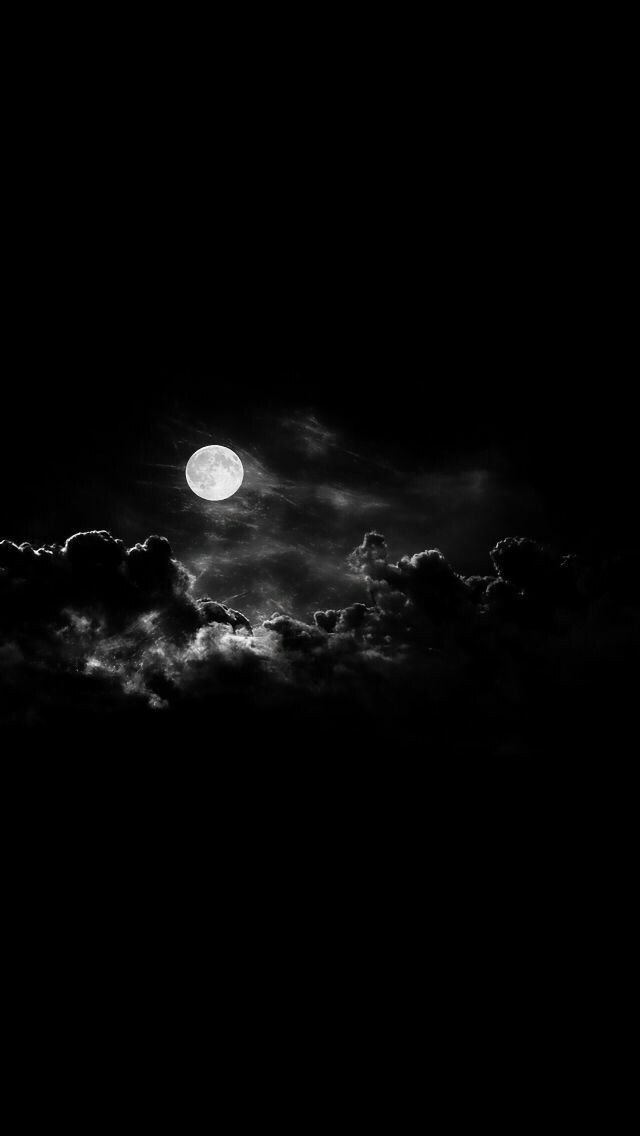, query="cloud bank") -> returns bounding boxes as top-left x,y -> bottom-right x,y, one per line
2,526 -> 638,753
